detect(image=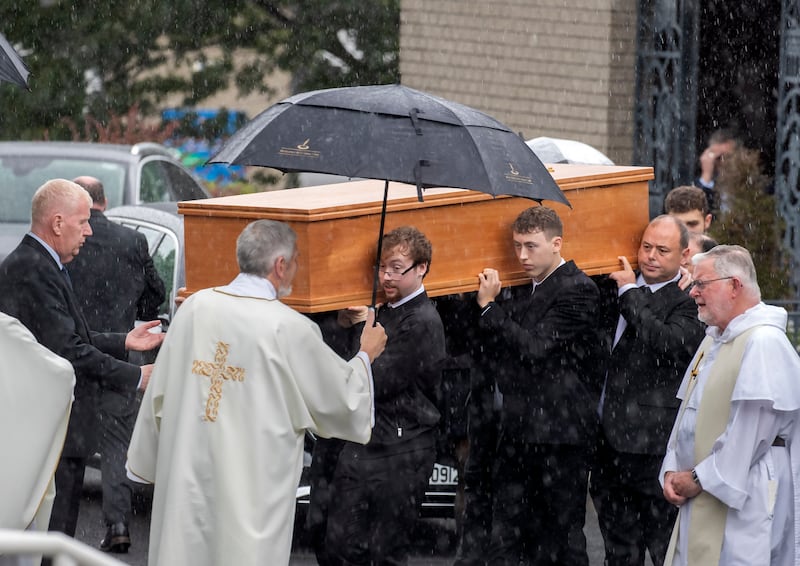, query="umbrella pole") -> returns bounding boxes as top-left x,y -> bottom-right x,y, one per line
370,179 -> 390,319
